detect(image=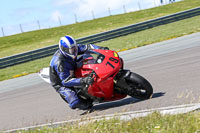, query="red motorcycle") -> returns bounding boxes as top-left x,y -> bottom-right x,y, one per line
74,49 -> 153,103
39,49 -> 153,104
